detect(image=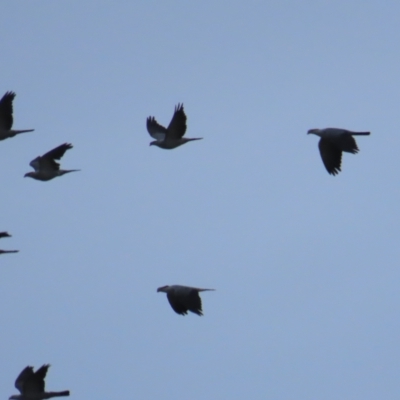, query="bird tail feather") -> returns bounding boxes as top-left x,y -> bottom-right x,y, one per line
12,129 -> 35,134
351,132 -> 370,135
60,169 -> 80,175
45,391 -> 70,398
